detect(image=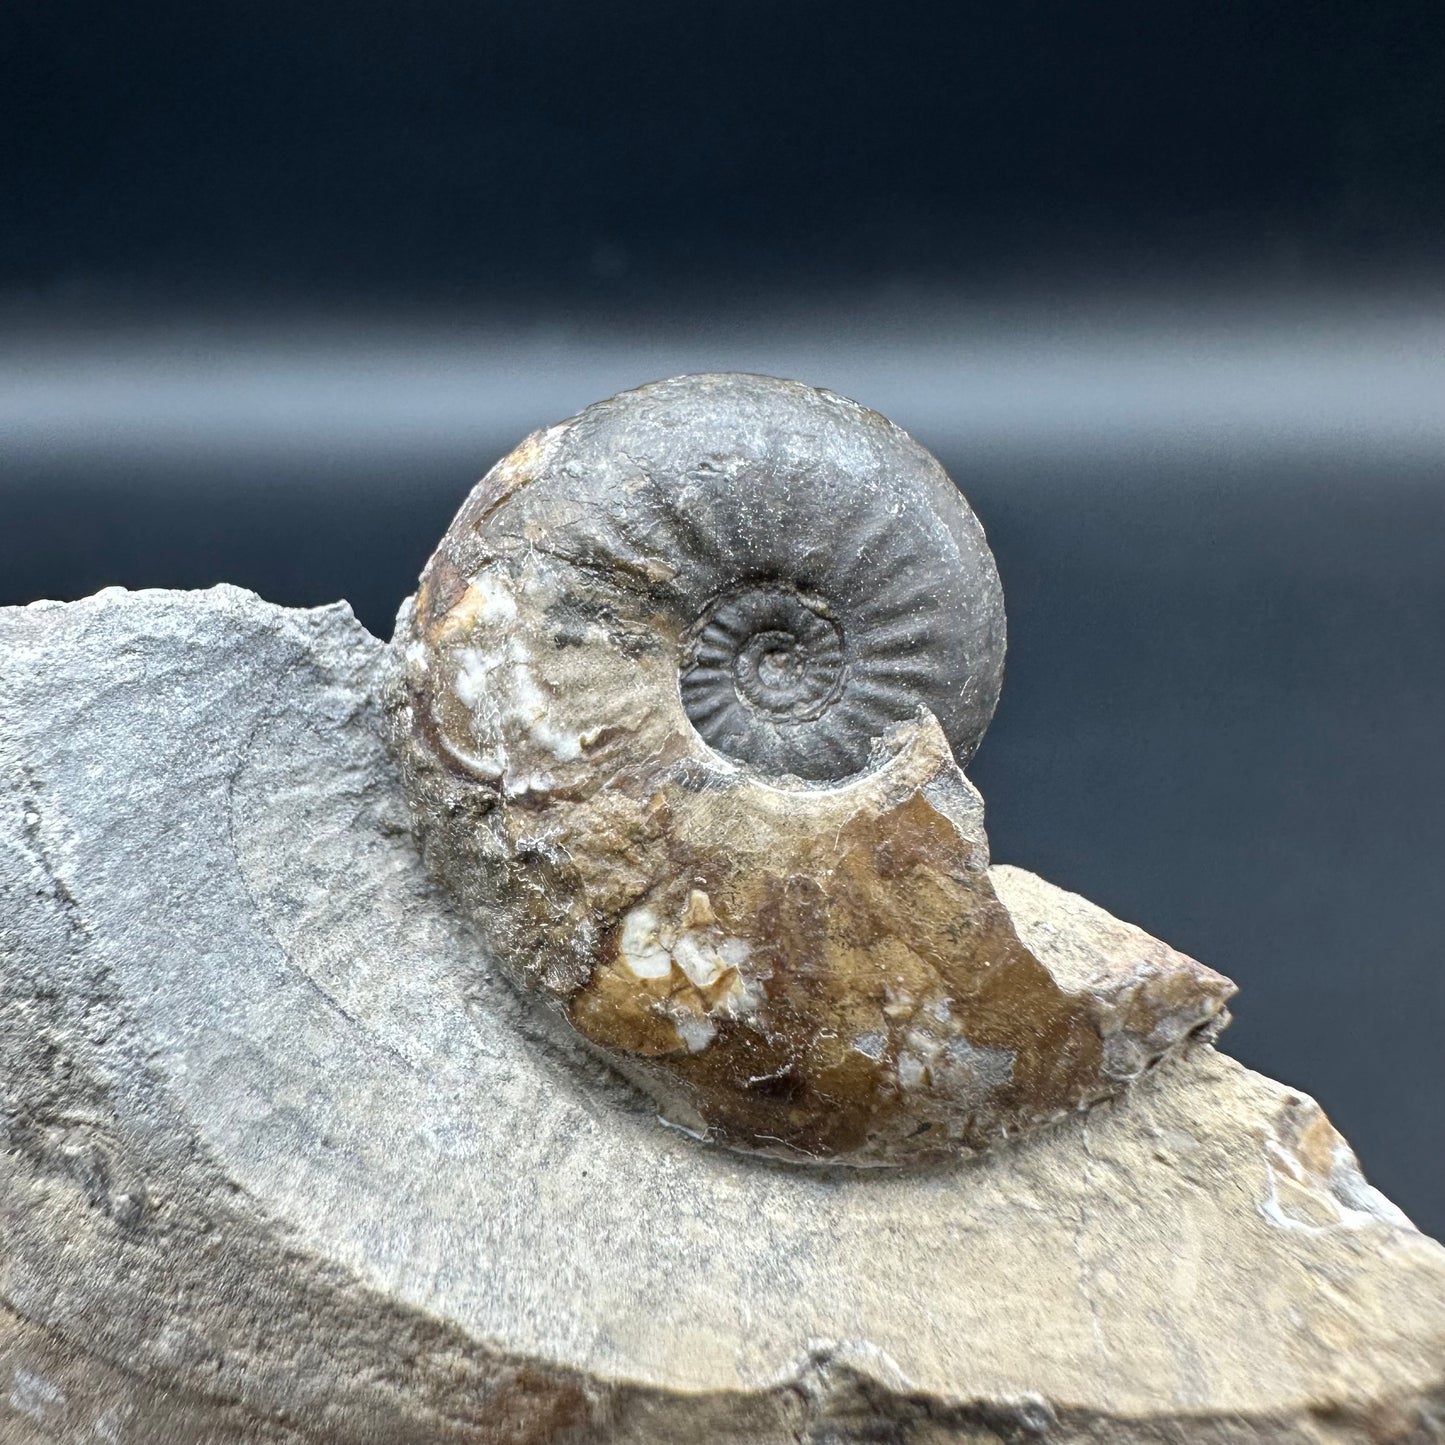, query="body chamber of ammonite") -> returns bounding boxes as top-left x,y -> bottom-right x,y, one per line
386,373 -> 1233,1165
